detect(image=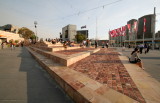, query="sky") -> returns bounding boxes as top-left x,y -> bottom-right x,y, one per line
0,0 -> 160,40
